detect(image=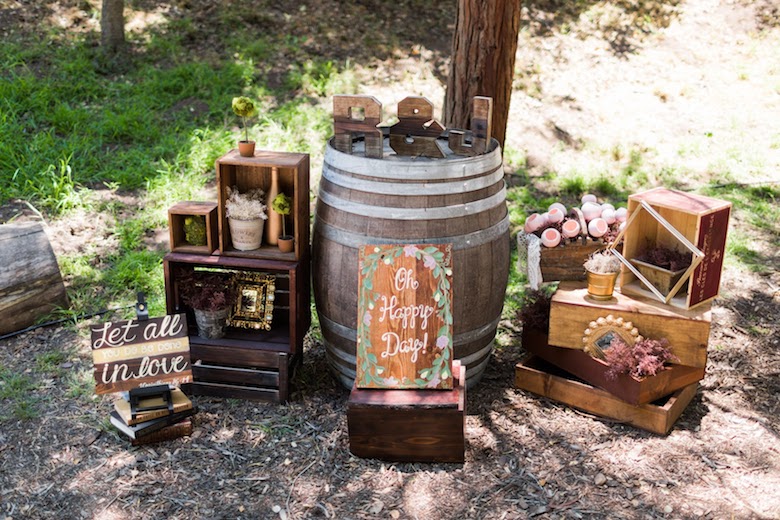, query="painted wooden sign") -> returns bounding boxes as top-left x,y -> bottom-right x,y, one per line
356,244 -> 453,390
91,314 -> 192,394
